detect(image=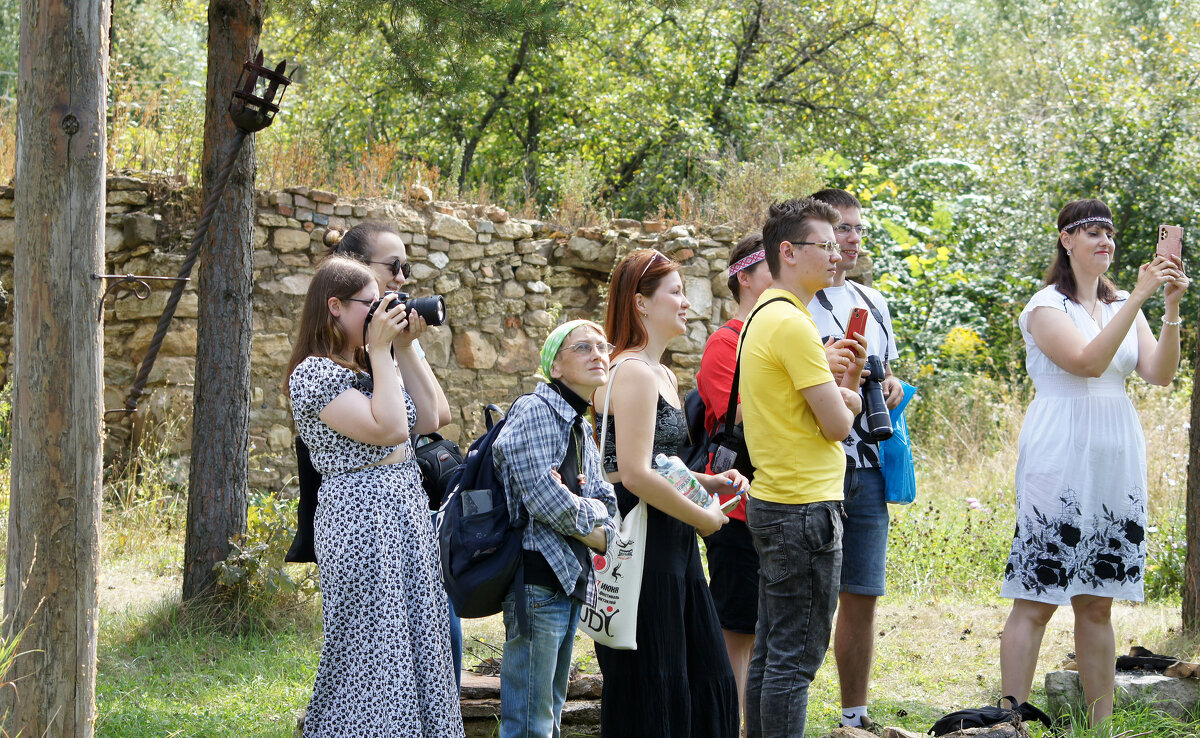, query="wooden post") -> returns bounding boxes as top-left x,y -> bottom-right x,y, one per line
181,0 -> 265,601
1184,342 -> 1200,632
3,0 -> 109,734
